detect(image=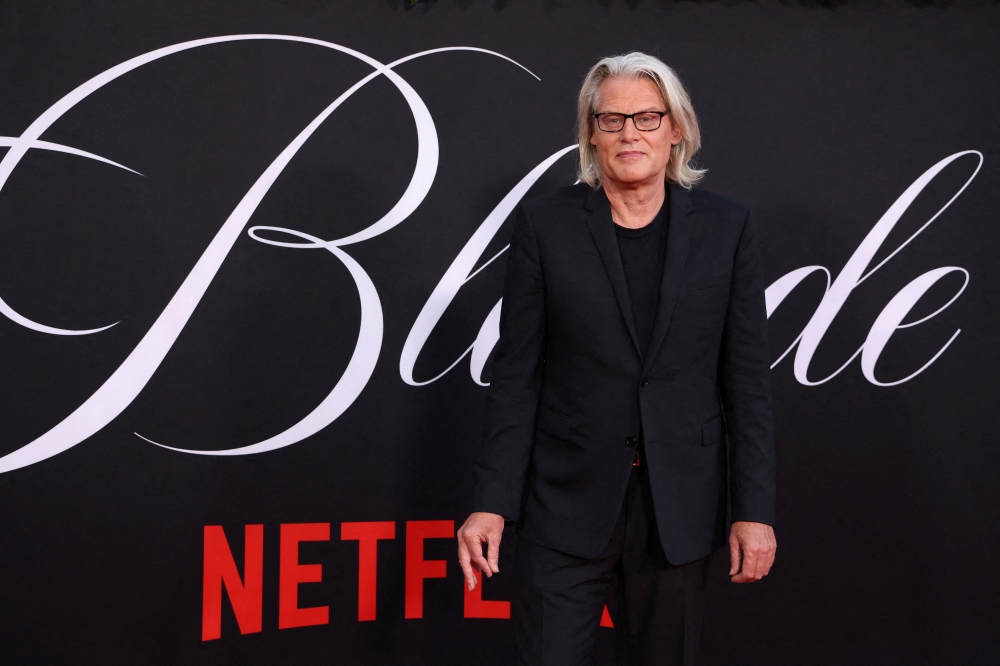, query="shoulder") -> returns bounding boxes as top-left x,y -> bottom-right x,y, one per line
686,187 -> 751,222
684,186 -> 757,241
518,183 -> 589,220
507,184 -> 589,253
